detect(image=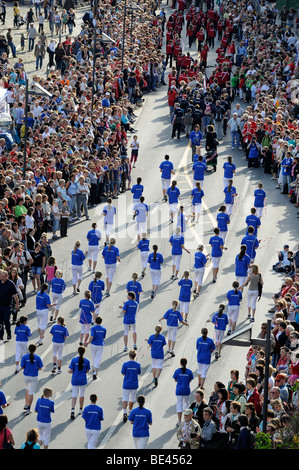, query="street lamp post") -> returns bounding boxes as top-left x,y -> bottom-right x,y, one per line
121,1 -> 142,71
